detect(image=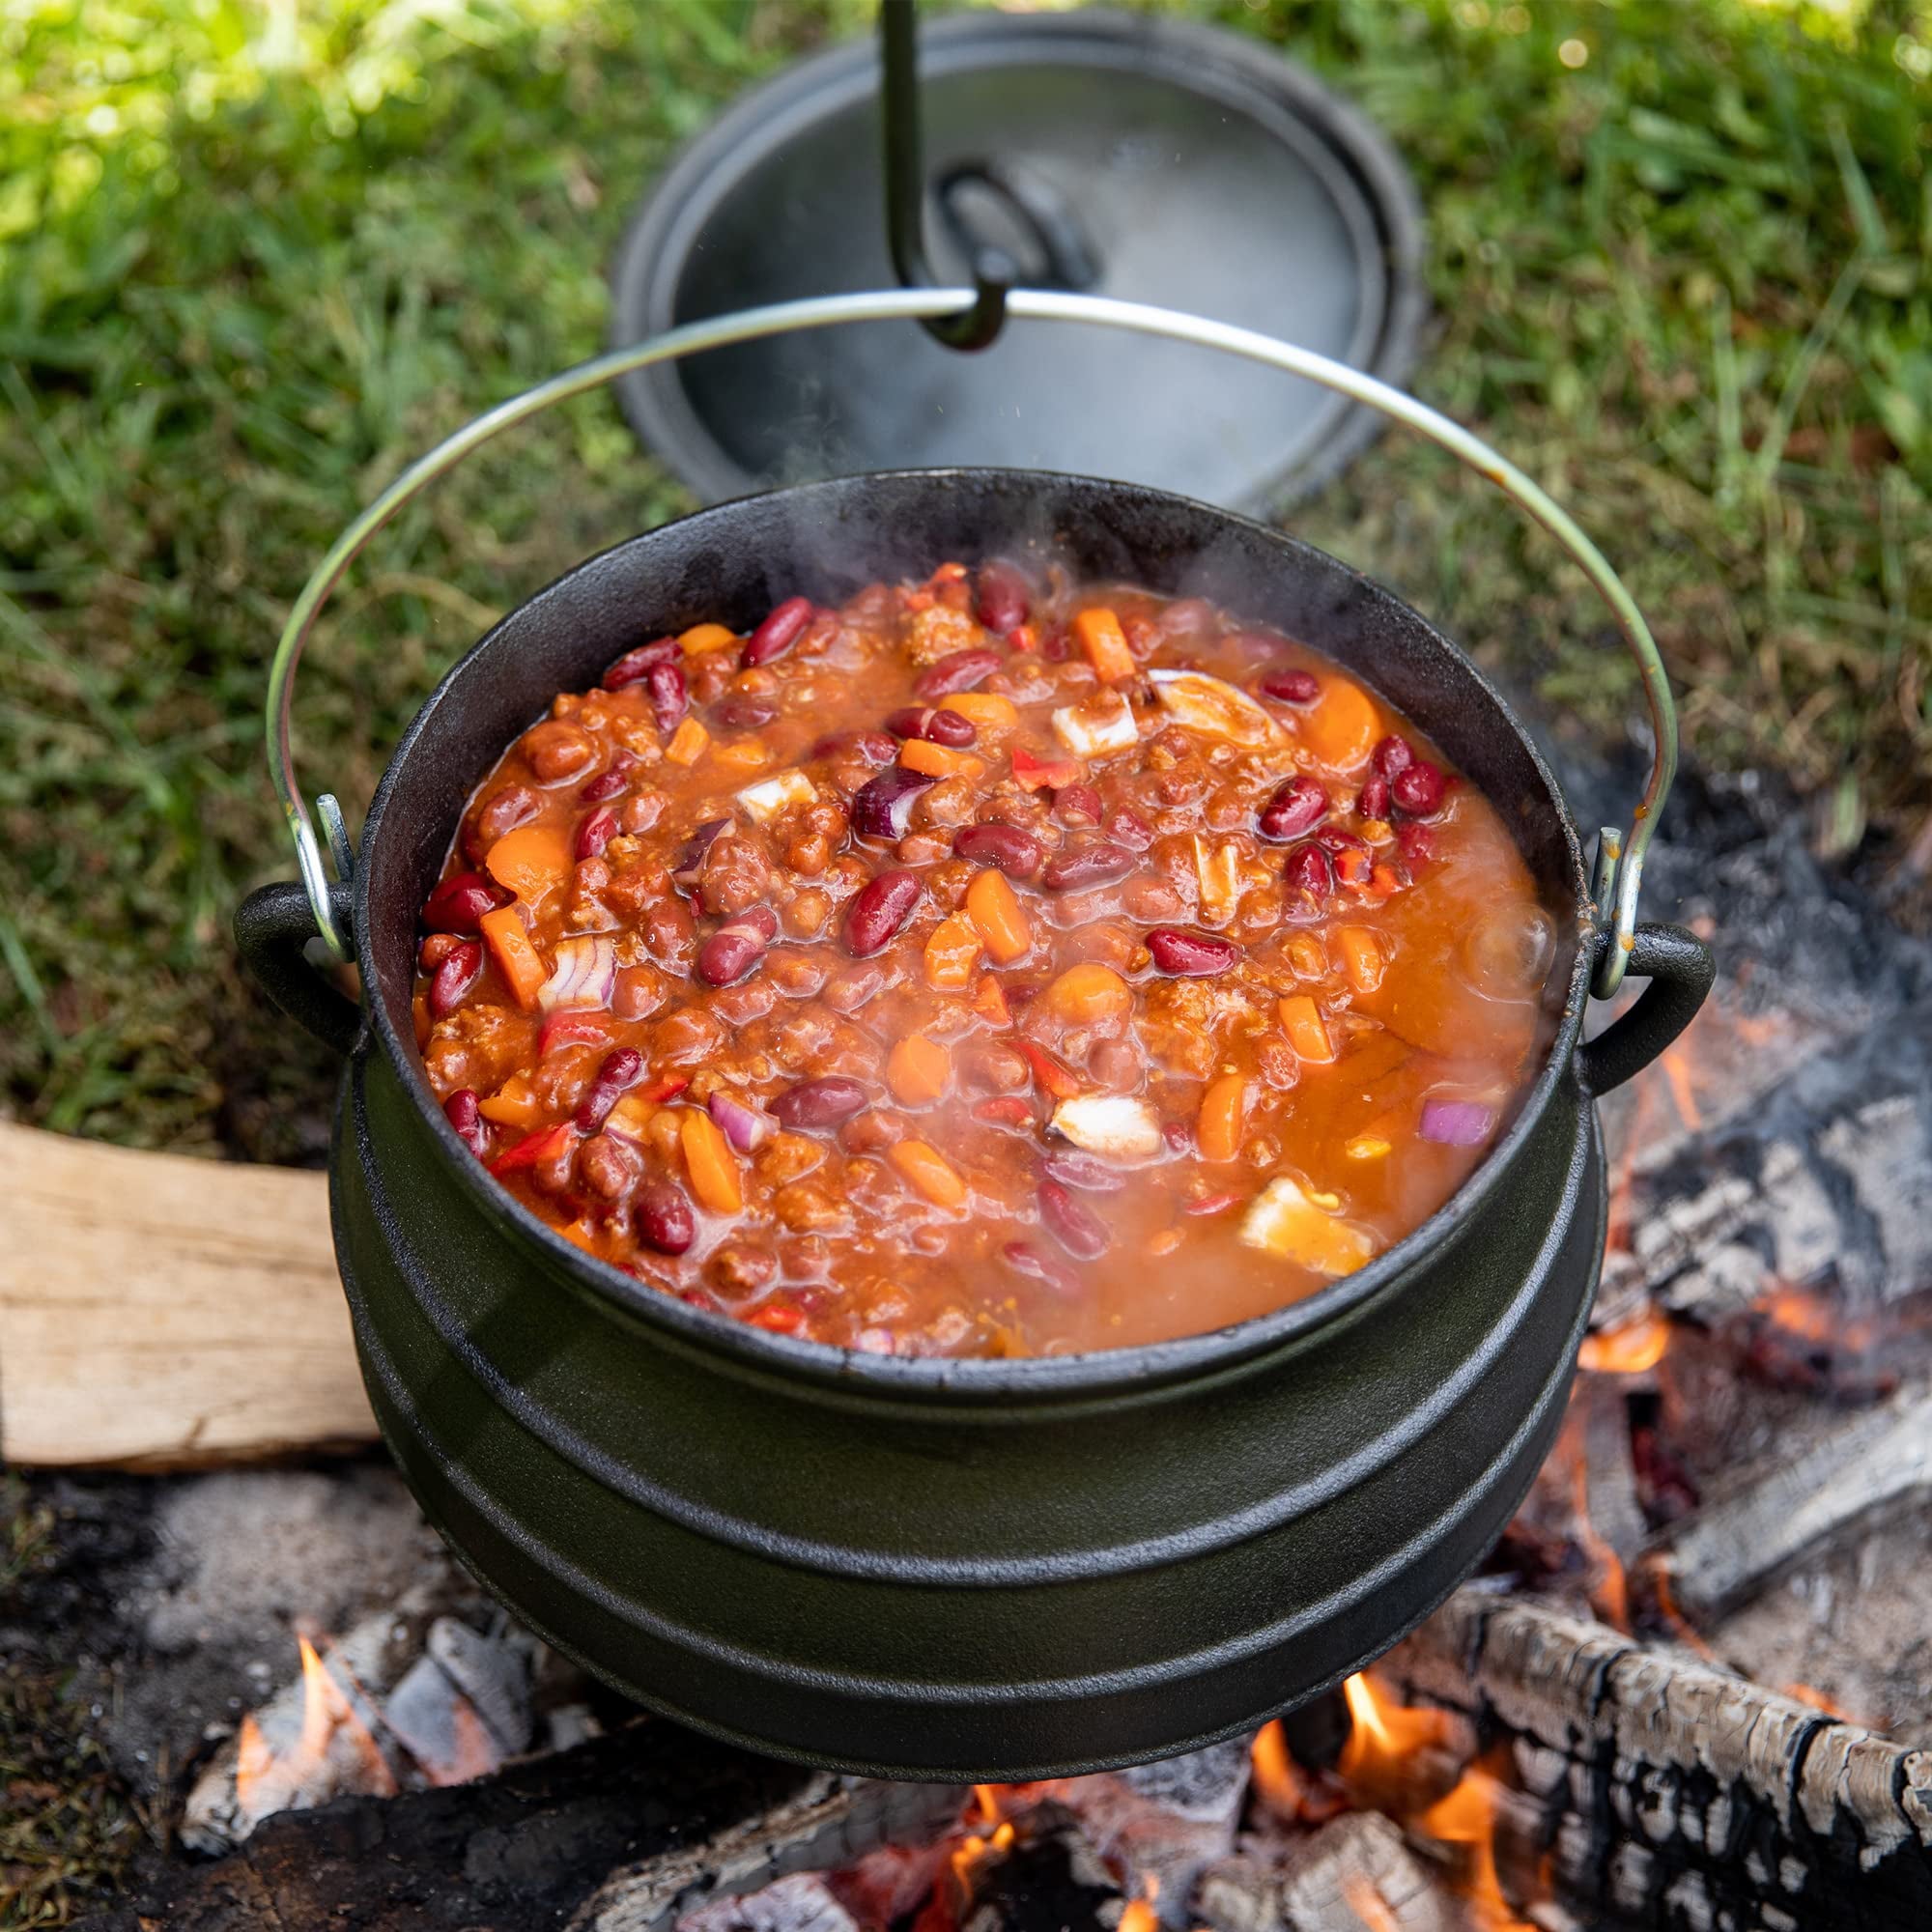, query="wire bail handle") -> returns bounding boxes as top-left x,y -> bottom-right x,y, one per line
267,289 -> 1673,999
